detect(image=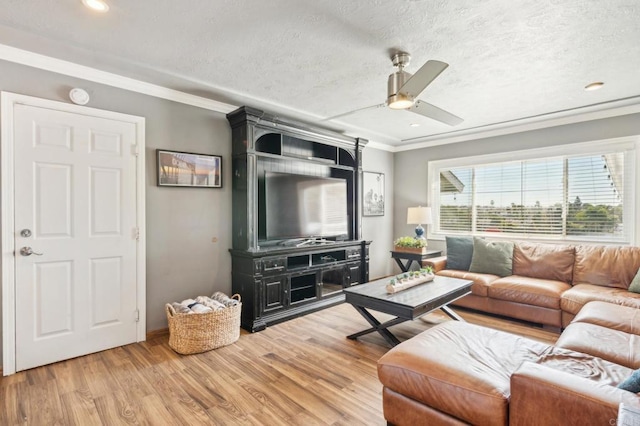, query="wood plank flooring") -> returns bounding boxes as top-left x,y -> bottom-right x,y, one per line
0,303 -> 558,425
